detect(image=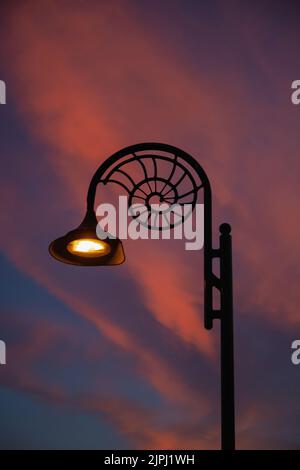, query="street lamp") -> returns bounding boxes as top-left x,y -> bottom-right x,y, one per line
49,206 -> 125,266
49,142 -> 235,450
